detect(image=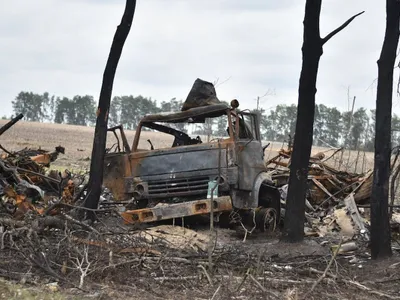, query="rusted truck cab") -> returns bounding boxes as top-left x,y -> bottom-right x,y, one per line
103,102 -> 280,229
